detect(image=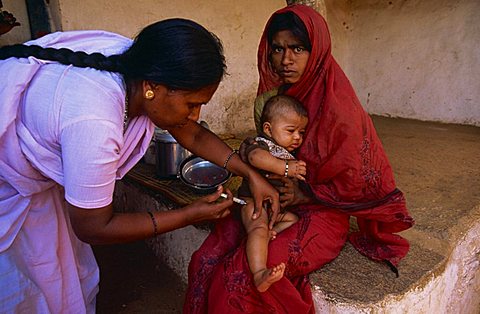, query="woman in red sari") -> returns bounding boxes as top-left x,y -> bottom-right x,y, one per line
184,4 -> 414,313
